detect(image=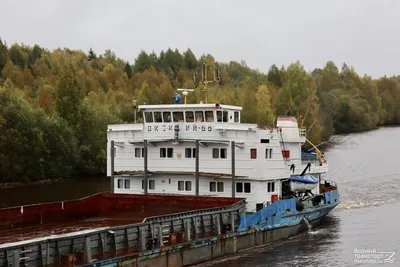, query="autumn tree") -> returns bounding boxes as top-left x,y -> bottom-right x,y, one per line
55,62 -> 84,126
255,85 -> 274,126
